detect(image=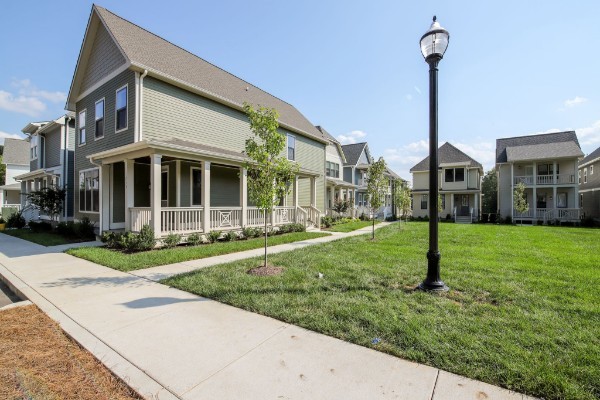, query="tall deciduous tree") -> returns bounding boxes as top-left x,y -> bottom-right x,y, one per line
393,180 -> 412,223
366,157 -> 388,239
513,181 -> 529,226
482,168 -> 498,214
243,103 -> 299,269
